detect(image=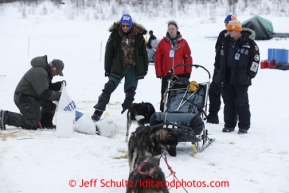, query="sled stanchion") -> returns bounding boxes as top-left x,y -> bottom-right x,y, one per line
27,37 -> 30,56
173,64 -> 211,80
100,40 -> 102,62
